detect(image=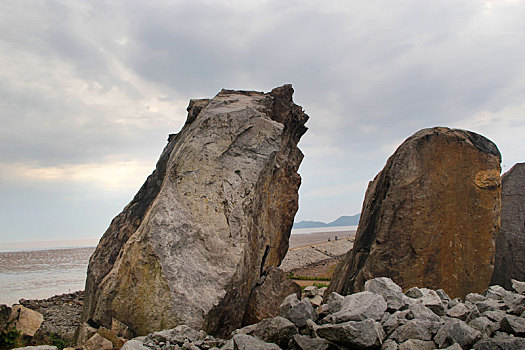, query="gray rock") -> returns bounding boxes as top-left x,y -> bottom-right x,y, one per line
502,292 -> 525,315
511,279 -> 525,295
499,314 -> 525,335
308,296 -> 324,308
382,312 -> 409,336
81,85 -> 308,337
304,286 -> 318,298
475,299 -> 506,313
390,319 -> 435,342
280,294 -> 300,320
365,277 -> 408,311
232,334 -> 281,350
446,303 -> 470,321
491,163 -> 525,290
482,310 -> 506,324
444,344 -> 462,350
121,340 -> 150,350
473,336 -> 525,349
398,339 -> 436,350
232,323 -> 257,336
316,319 -> 386,349
13,347 -> 58,350
323,293 -> 344,315
468,317 -> 495,338
408,303 -> 440,322
436,289 -> 452,303
485,285 -> 508,301
253,316 -> 297,348
466,293 -> 487,304
288,299 -> 317,328
434,319 -> 481,349
382,339 -> 399,350
419,289 -> 446,316
406,288 -> 424,299
322,291 -> 387,323
149,325 -> 206,344
290,334 -> 330,350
